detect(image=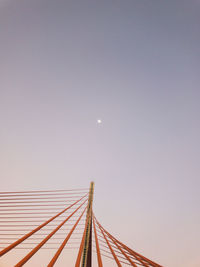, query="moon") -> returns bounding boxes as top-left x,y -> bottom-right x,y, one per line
97,119 -> 102,124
